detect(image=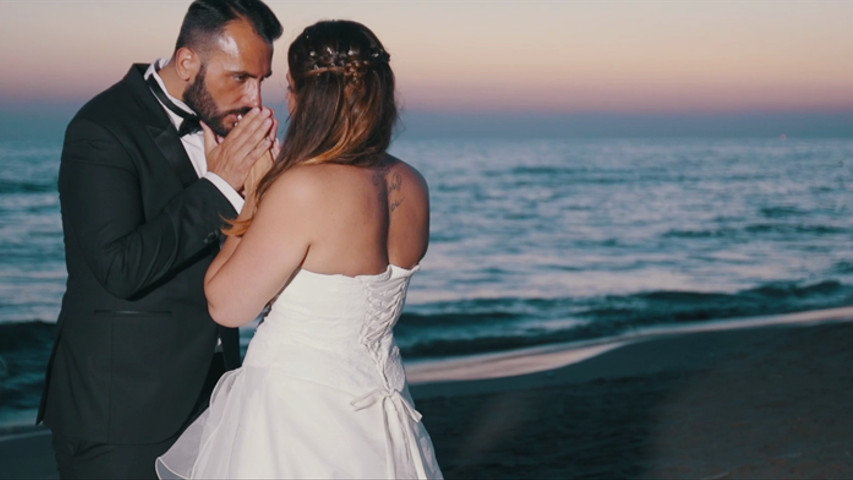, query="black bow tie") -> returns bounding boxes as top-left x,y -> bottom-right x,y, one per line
146,73 -> 202,136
